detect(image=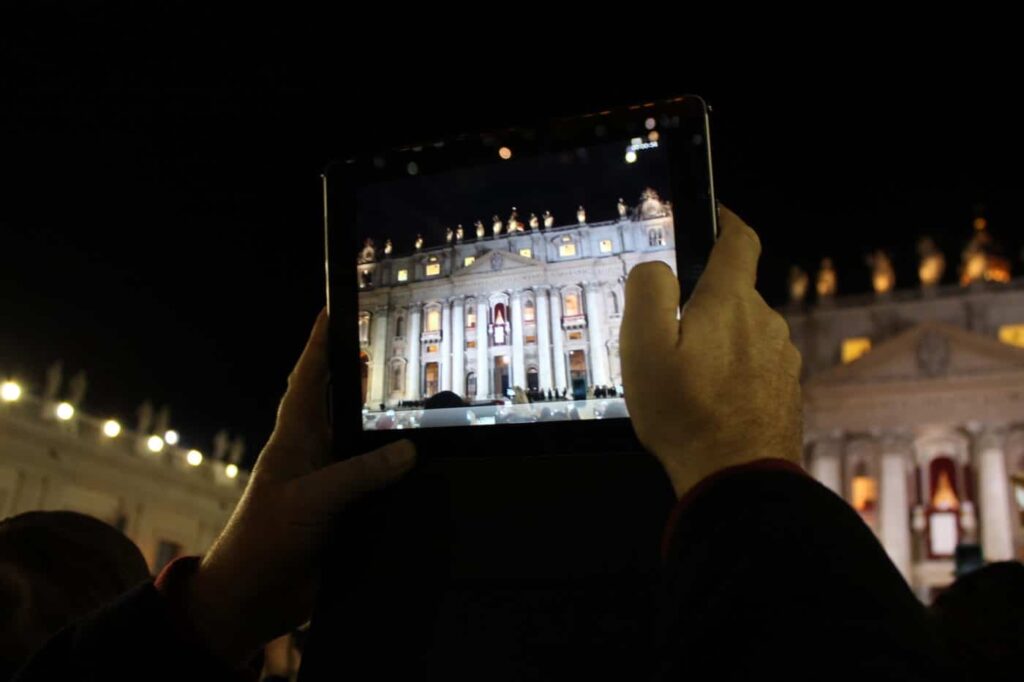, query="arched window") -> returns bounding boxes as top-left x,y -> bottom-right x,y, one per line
358,312 -> 371,344
927,456 -> 961,557
466,372 -> 476,397
391,363 -> 403,392
648,227 -> 665,247
851,460 -> 878,525
523,298 -> 536,323
493,303 -> 508,345
466,299 -> 476,328
563,291 -> 581,317
607,290 -> 619,315
426,307 -> 441,332
558,235 -> 577,258
395,315 -> 405,338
